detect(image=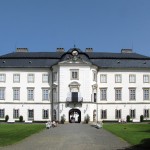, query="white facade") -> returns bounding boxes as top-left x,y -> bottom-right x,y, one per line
0,48 -> 150,122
